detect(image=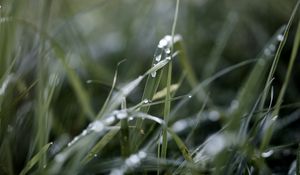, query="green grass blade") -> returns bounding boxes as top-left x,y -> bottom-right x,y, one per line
260,8 -> 300,151
19,142 -> 52,175
120,98 -> 130,158
260,0 -> 300,111
167,128 -> 193,162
